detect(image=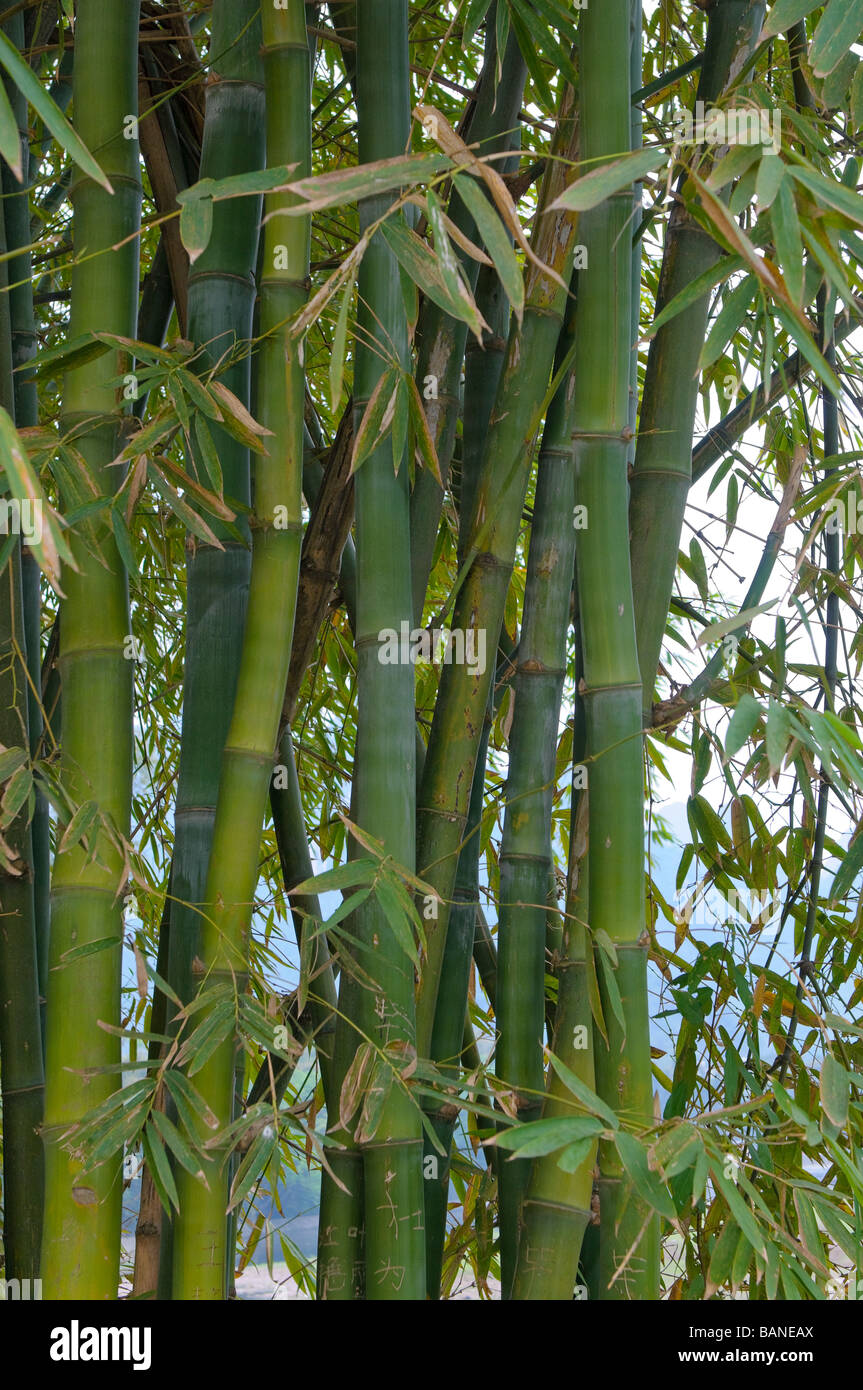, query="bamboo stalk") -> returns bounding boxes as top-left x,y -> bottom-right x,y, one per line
629,0 -> 766,715
171,0 -> 310,1301
321,0 -> 426,1302
157,0 -> 264,1298
414,78 -> 580,1060
410,9 -> 527,621
40,0 -> 140,1299
0,139 -> 43,1276
572,0 -> 655,1301
3,8 -> 49,1051
513,617 -> 594,1300
496,282 -> 578,1298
